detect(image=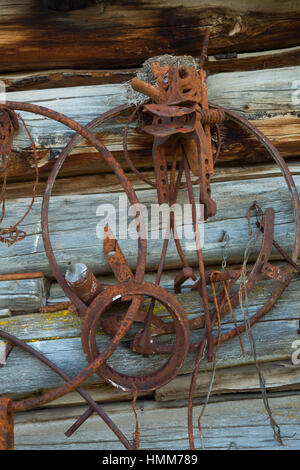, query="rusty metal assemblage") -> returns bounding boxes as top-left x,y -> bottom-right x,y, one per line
0,30 -> 299,450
